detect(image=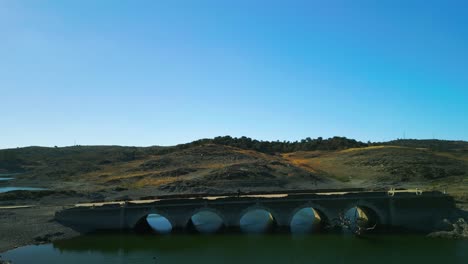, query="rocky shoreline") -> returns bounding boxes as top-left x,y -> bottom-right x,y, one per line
0,205 -> 79,253
427,218 -> 468,239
